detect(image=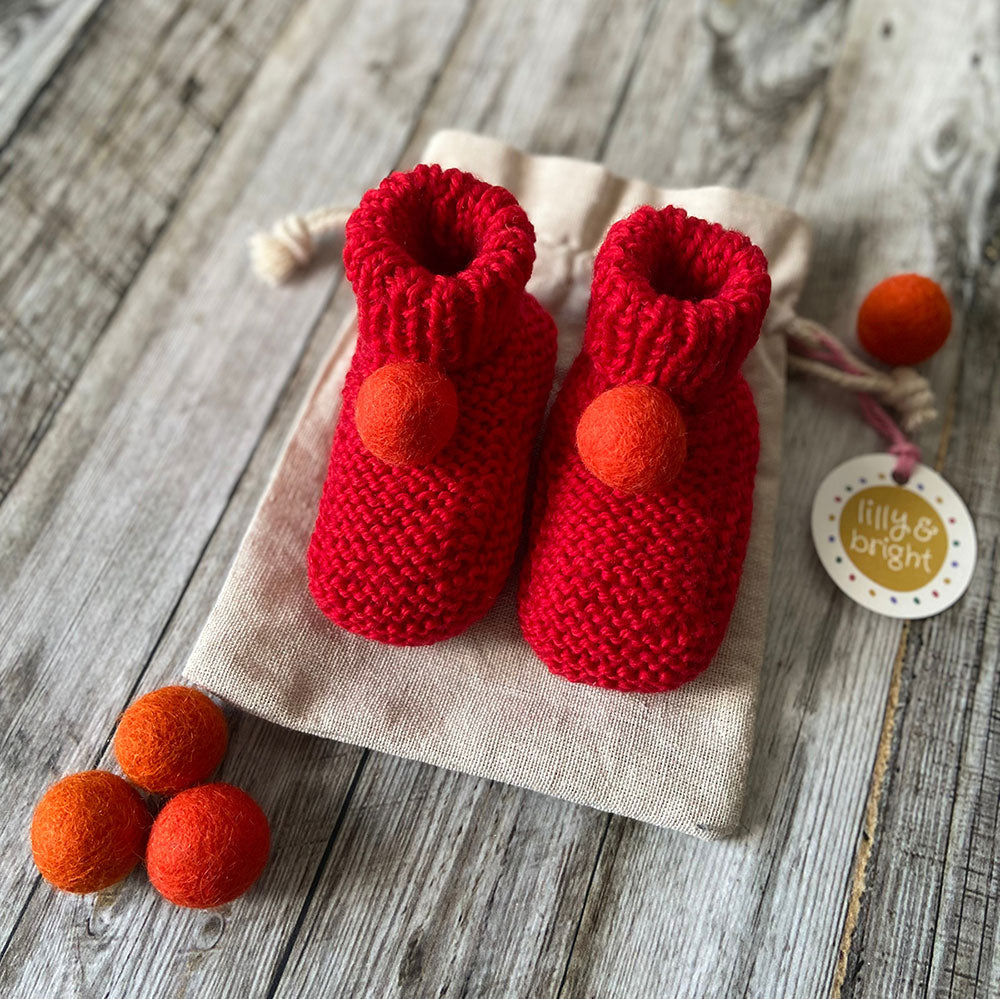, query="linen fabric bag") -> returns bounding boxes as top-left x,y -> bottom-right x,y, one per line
184,129 -> 811,838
